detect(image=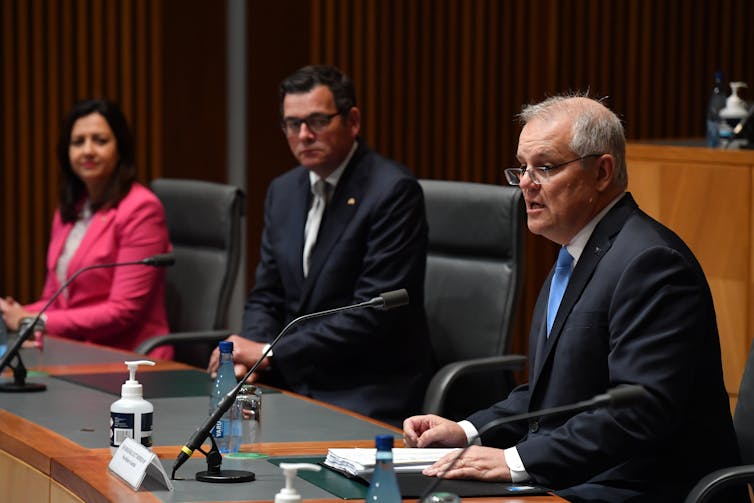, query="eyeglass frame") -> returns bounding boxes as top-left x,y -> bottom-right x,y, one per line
504,154 -> 604,186
280,111 -> 343,136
